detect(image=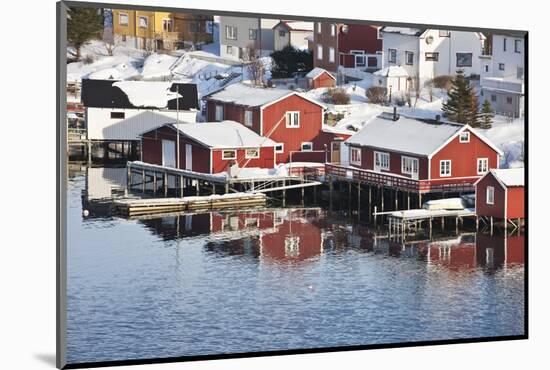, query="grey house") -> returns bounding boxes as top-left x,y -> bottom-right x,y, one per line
219,16 -> 278,59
